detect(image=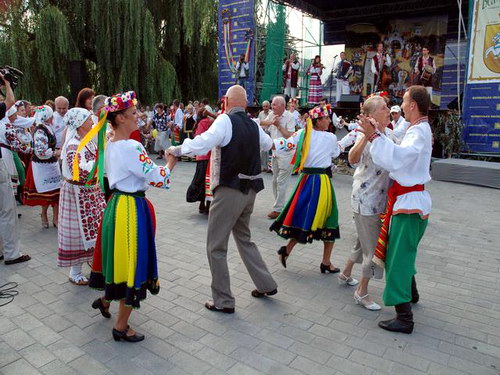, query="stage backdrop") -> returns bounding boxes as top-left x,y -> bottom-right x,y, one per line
462,0 -> 500,153
344,15 -> 448,106
217,0 -> 255,104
